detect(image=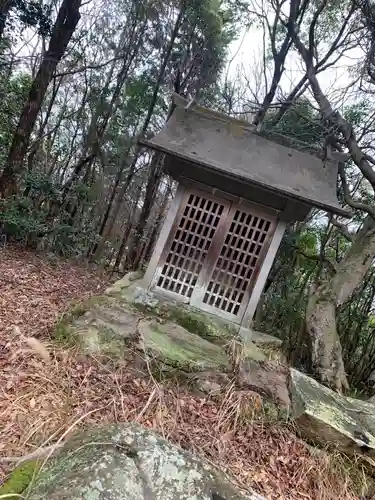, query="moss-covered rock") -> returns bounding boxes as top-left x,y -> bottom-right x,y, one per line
52,276 -> 278,382
137,319 -> 230,372
104,271 -> 143,295
55,304 -> 142,356
52,295 -> 117,347
0,460 -> 40,498
290,368 -> 375,457
239,327 -> 284,362
167,306 -> 238,345
26,423 -> 264,500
